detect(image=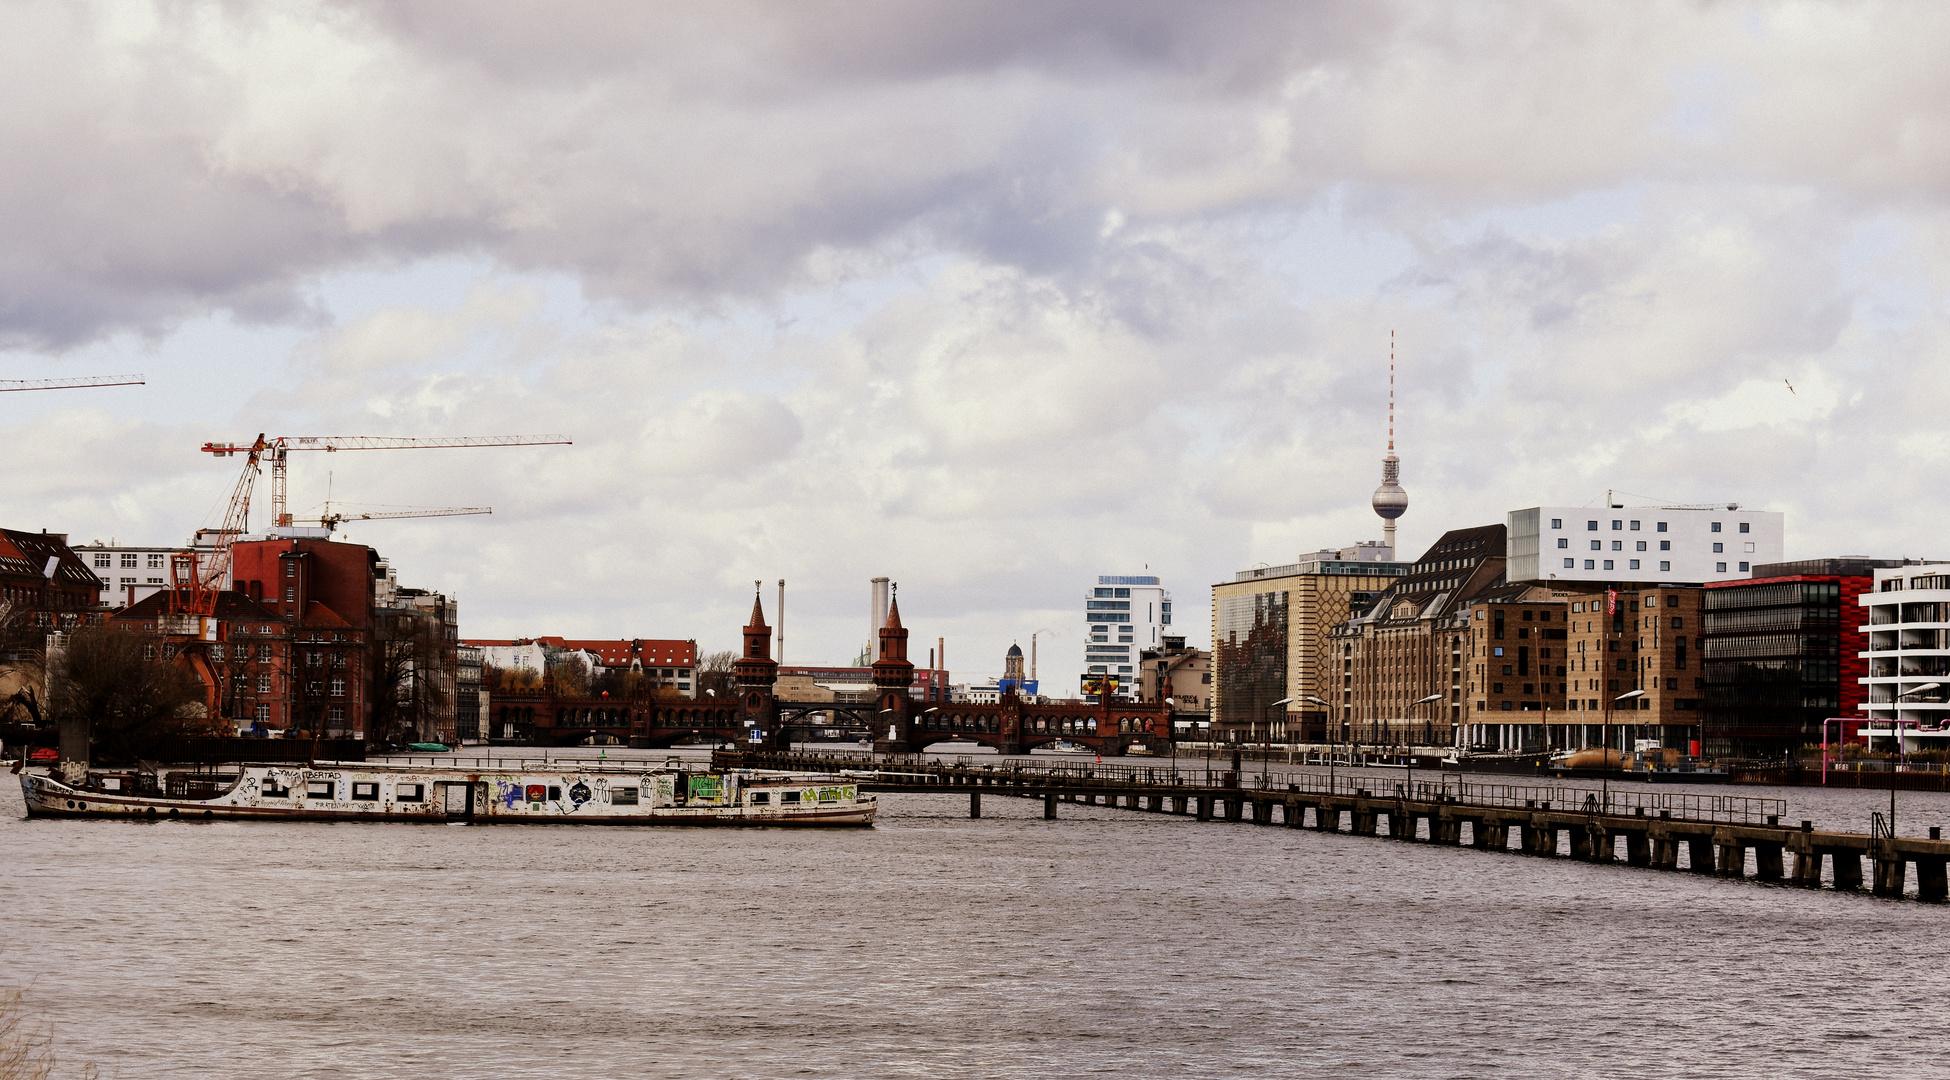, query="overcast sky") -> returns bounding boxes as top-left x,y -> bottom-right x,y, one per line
3,2 -> 1948,685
